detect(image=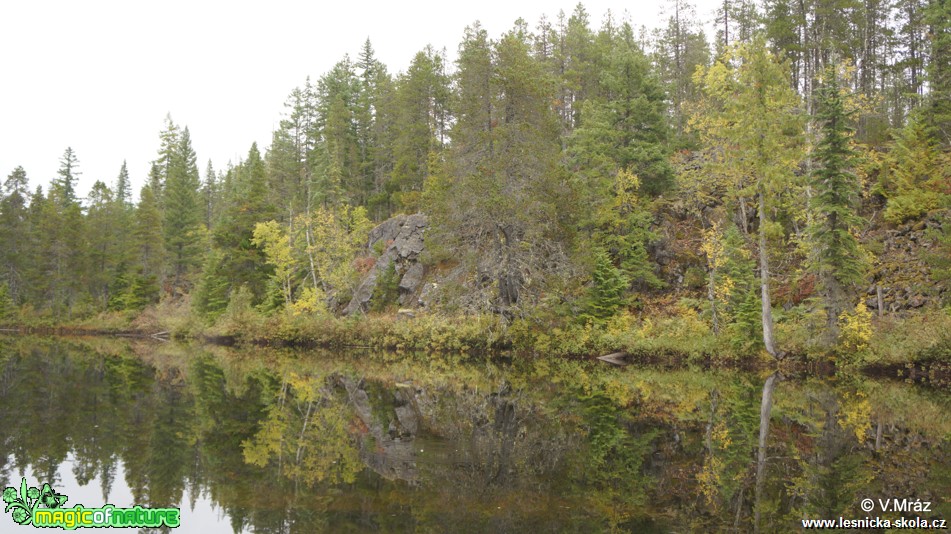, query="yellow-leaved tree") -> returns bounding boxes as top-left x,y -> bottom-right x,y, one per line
689,36 -> 804,358
251,203 -> 372,315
